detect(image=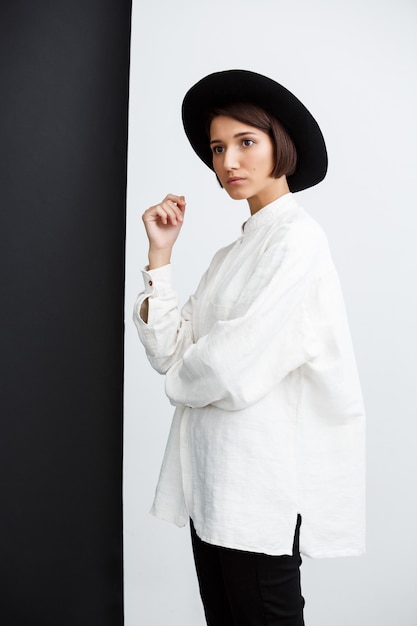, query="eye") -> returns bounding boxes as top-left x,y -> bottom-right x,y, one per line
242,139 -> 254,147
212,145 -> 224,154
